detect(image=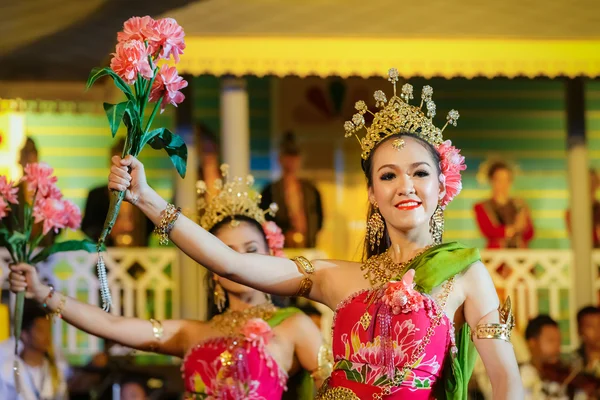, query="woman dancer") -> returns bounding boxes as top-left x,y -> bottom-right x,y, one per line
18,69 -> 522,399
10,168 -> 324,399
